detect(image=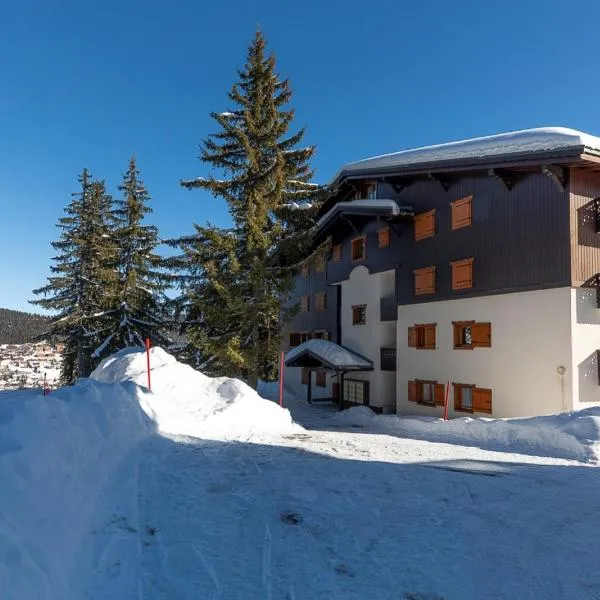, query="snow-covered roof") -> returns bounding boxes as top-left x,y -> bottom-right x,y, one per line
314,198 -> 412,239
333,127 -> 600,181
285,339 -> 373,371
